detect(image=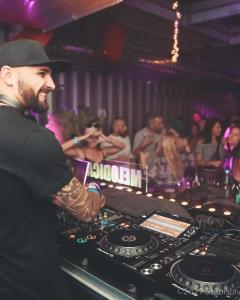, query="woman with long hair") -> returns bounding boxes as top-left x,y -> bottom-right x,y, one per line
149,131 -> 195,185
195,117 -> 224,168
188,122 -> 203,152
